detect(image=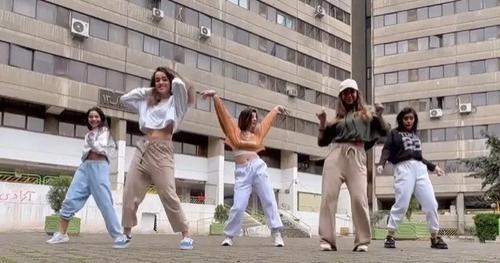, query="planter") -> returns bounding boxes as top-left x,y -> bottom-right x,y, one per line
45,215 -> 81,235
209,222 -> 224,235
372,222 -> 430,240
